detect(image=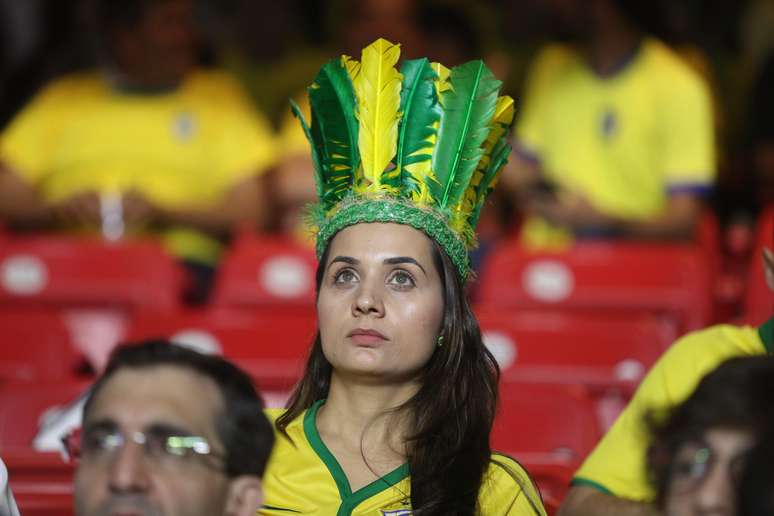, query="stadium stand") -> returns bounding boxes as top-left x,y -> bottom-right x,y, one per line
125,307 -> 317,392
476,239 -> 714,332
0,310 -> 84,382
0,235 -> 184,310
211,232 -> 318,310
